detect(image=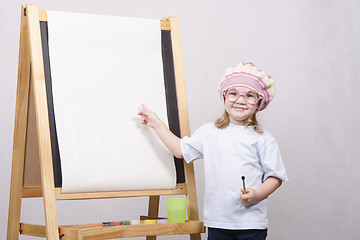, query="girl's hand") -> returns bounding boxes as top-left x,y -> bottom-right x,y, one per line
138,104 -> 162,129
137,104 -> 183,158
240,177 -> 282,206
240,188 -> 259,206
